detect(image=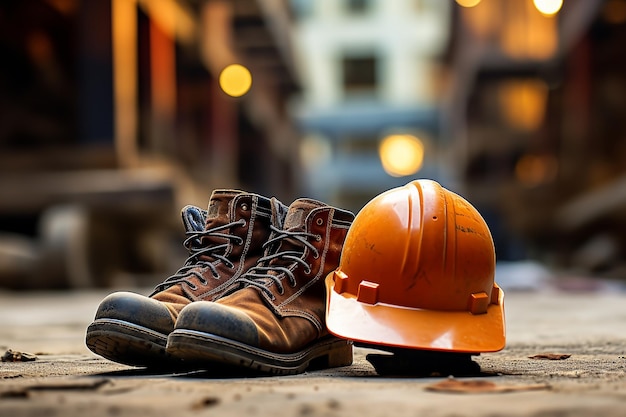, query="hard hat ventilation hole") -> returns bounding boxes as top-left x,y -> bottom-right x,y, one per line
357,281 -> 379,305
468,292 -> 489,315
432,216 -> 438,221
